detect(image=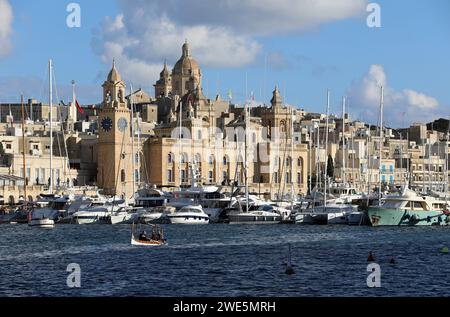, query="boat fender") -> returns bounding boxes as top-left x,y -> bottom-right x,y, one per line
427,216 -> 431,223
446,216 -> 450,223
438,216 -> 442,223
403,214 -> 410,220
410,215 -> 417,221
